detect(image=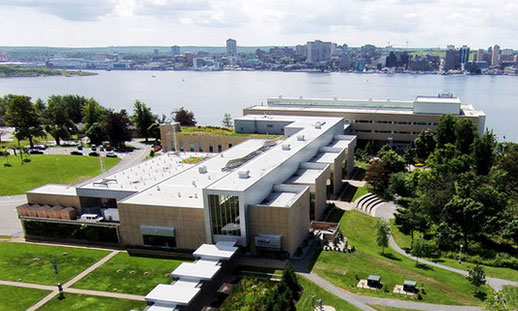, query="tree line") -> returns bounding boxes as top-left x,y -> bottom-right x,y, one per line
364,114 -> 518,268
0,94 -> 198,148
